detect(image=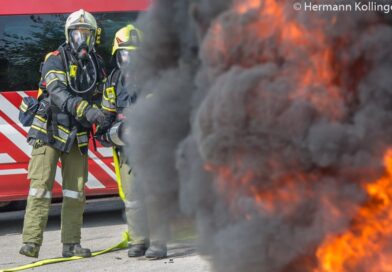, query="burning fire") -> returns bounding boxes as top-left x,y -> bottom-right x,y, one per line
206,147 -> 392,271
201,0 -> 392,271
206,0 -> 345,120
203,0 -> 347,212
206,149 -> 392,271
205,160 -> 312,217
315,149 -> 392,272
